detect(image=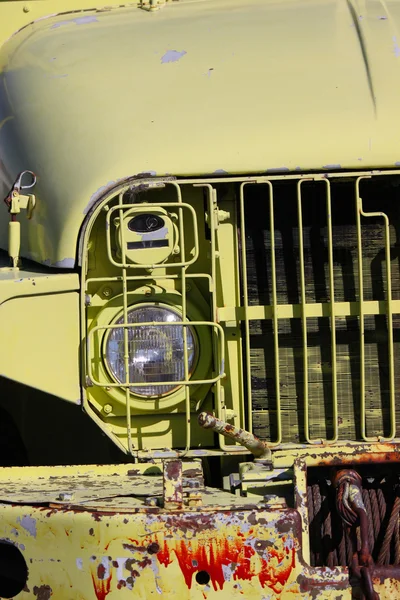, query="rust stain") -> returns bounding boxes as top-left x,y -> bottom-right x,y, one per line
165,513 -> 215,534
33,585 -> 52,600
97,563 -> 106,580
126,469 -> 141,476
92,512 -> 102,522
123,542 -> 145,553
182,468 -> 202,478
91,572 -> 111,600
165,460 -> 181,481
